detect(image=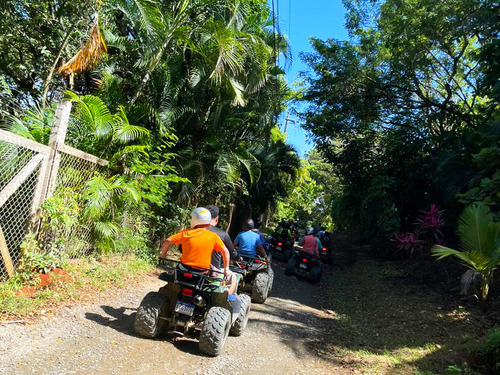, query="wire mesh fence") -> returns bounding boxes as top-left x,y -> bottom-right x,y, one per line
0,105 -> 108,280
41,151 -> 105,258
0,139 -> 42,280
0,139 -> 36,192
